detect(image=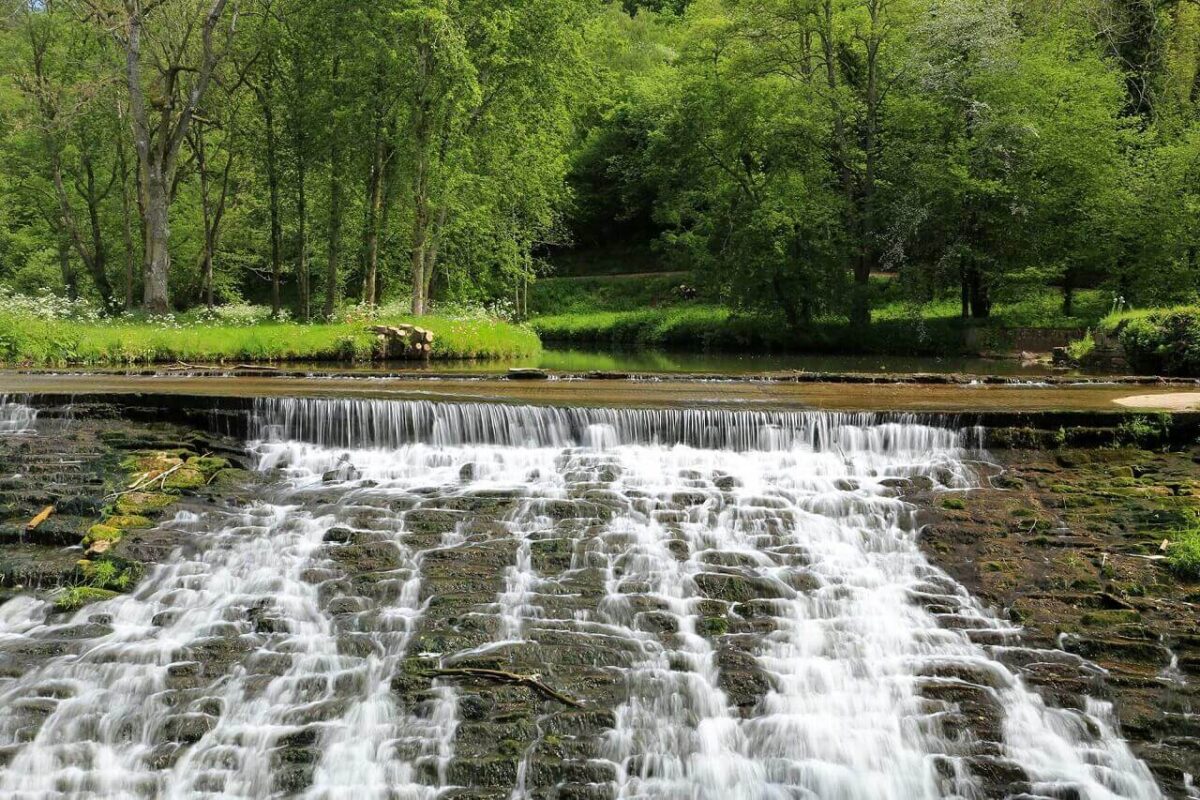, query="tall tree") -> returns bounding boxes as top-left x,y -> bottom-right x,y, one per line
75,0 -> 238,314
